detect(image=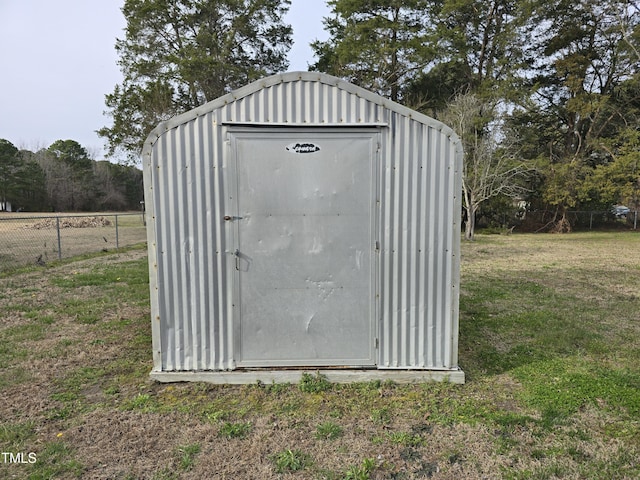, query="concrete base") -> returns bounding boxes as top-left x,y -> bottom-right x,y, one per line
150,368 -> 465,385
